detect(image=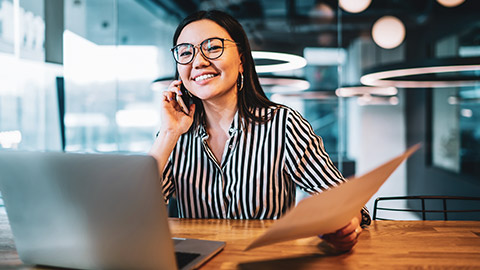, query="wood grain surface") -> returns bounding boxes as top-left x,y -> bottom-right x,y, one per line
1,209 -> 480,269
